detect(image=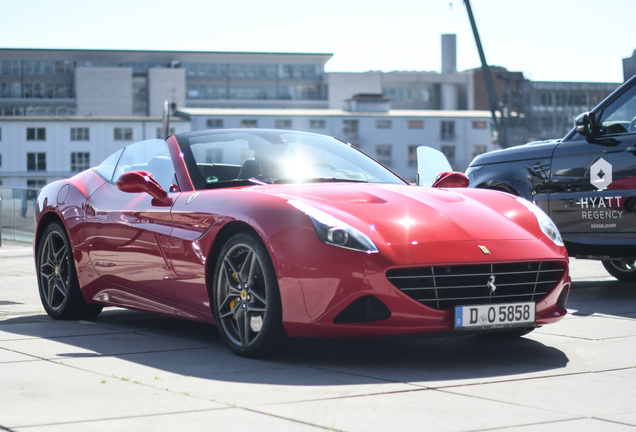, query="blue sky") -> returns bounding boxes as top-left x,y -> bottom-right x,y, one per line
1,0 -> 633,83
